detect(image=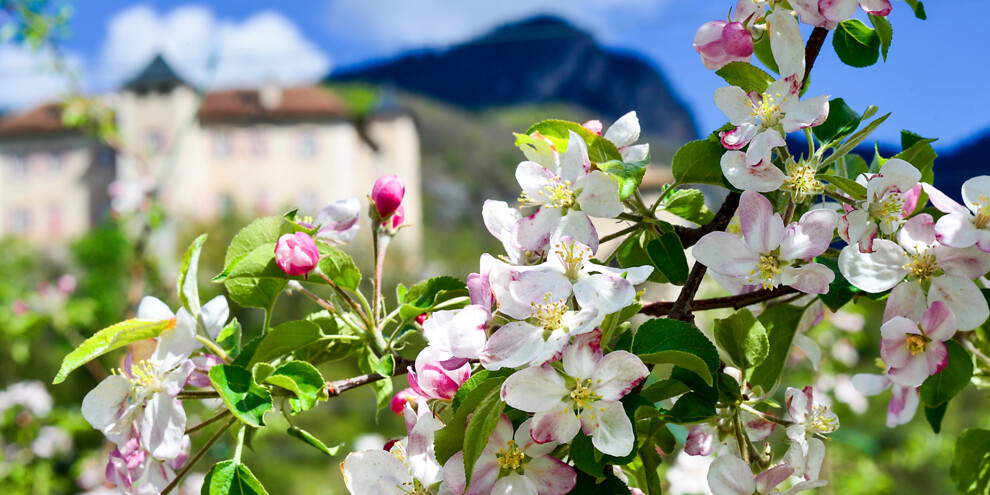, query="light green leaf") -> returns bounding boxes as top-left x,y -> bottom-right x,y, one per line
713,308 -> 769,377
868,14 -> 892,61
54,318 -> 172,384
265,361 -> 327,413
820,112 -> 891,168
661,188 -> 714,225
646,234 -> 690,286
632,319 -> 719,386
715,61 -> 774,93
249,320 -> 325,365
951,428 -> 990,495
203,460 -> 269,495
316,243 -> 362,290
217,318 -> 242,355
357,348 -> 393,412
524,119 -> 623,163
833,19 -> 880,68
904,0 -> 926,20
209,364 -> 273,428
597,159 -> 649,200
817,174 -> 867,199
463,384 -> 505,489
178,233 -> 207,316
920,340 -> 973,407
672,139 -> 727,186
434,374 -> 508,465
286,427 -> 342,456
